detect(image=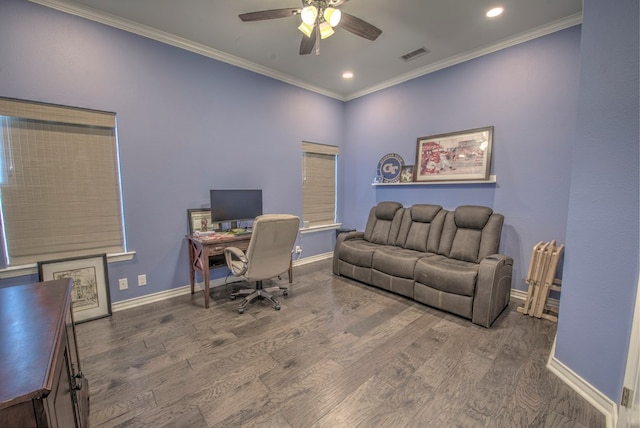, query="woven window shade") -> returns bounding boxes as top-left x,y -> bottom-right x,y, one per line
302,142 -> 338,227
0,98 -> 124,266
